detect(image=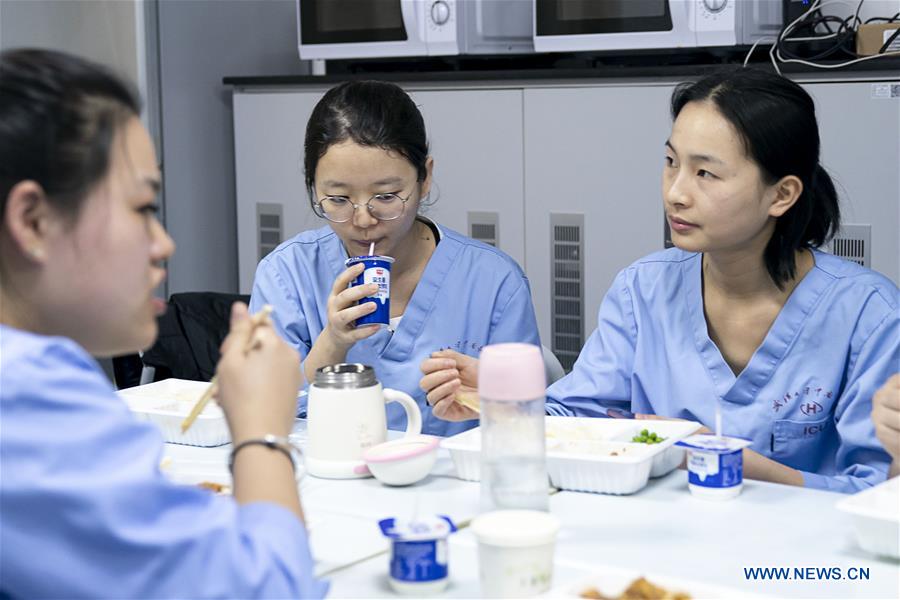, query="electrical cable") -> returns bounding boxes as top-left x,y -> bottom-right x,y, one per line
762,0 -> 900,73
